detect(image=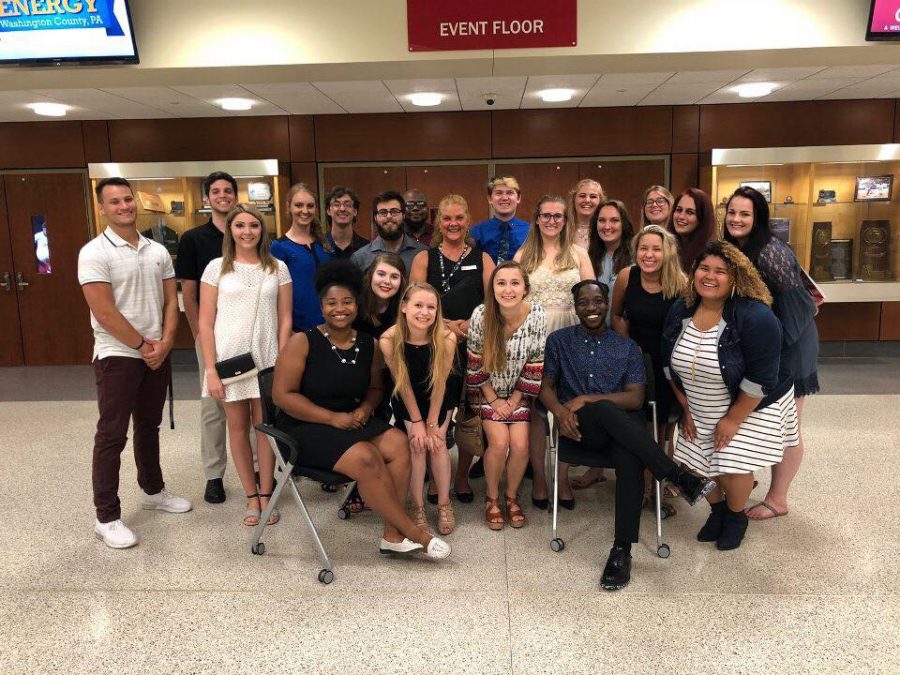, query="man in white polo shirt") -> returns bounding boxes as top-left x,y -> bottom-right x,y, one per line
78,177 -> 192,549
